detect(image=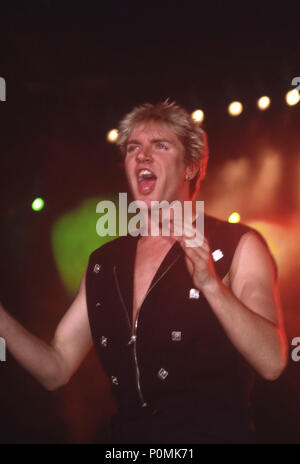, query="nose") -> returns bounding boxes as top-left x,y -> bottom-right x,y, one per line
136,144 -> 152,162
